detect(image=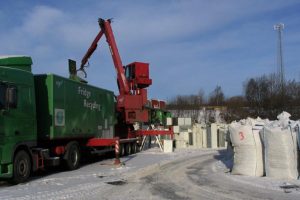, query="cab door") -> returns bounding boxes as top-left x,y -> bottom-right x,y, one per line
2,83 -> 36,148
